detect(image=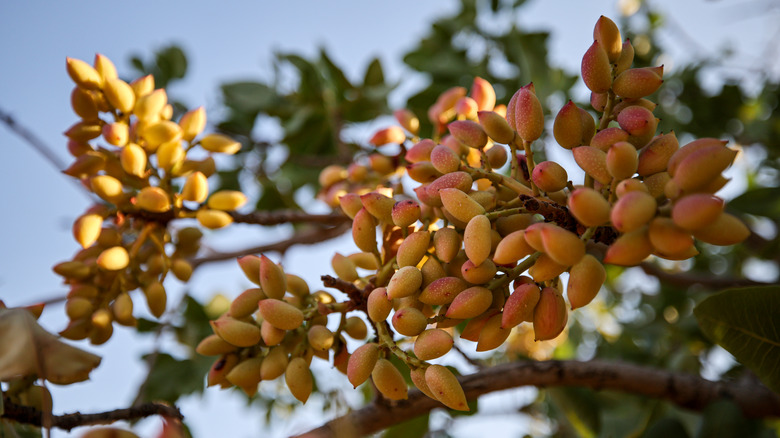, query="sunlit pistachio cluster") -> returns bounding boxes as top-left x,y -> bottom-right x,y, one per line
54,54 -> 246,344
191,16 -> 750,410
